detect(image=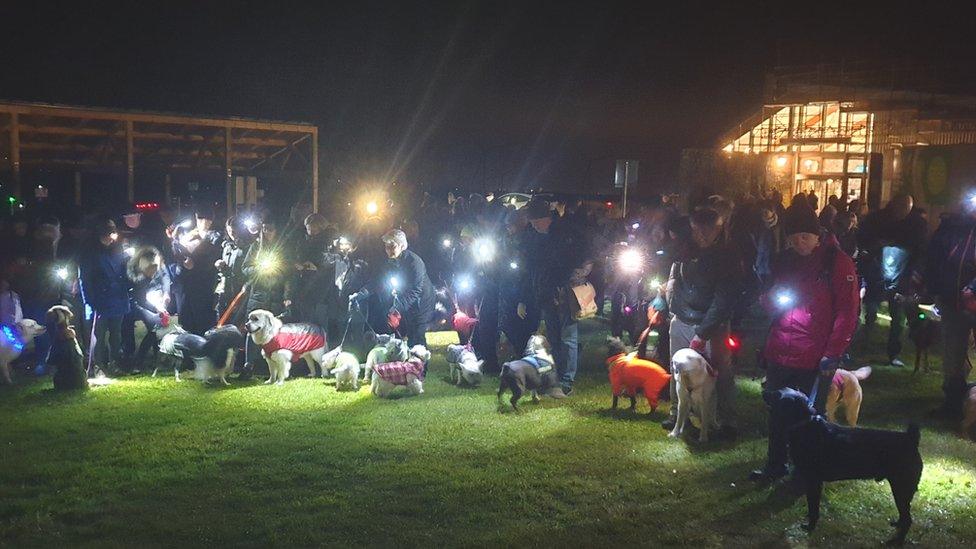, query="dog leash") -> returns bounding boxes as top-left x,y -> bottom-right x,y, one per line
86,312 -> 98,377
